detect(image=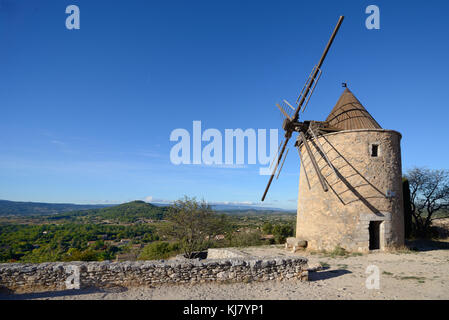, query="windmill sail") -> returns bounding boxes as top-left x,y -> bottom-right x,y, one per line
292,16 -> 344,122
260,16 -> 344,201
